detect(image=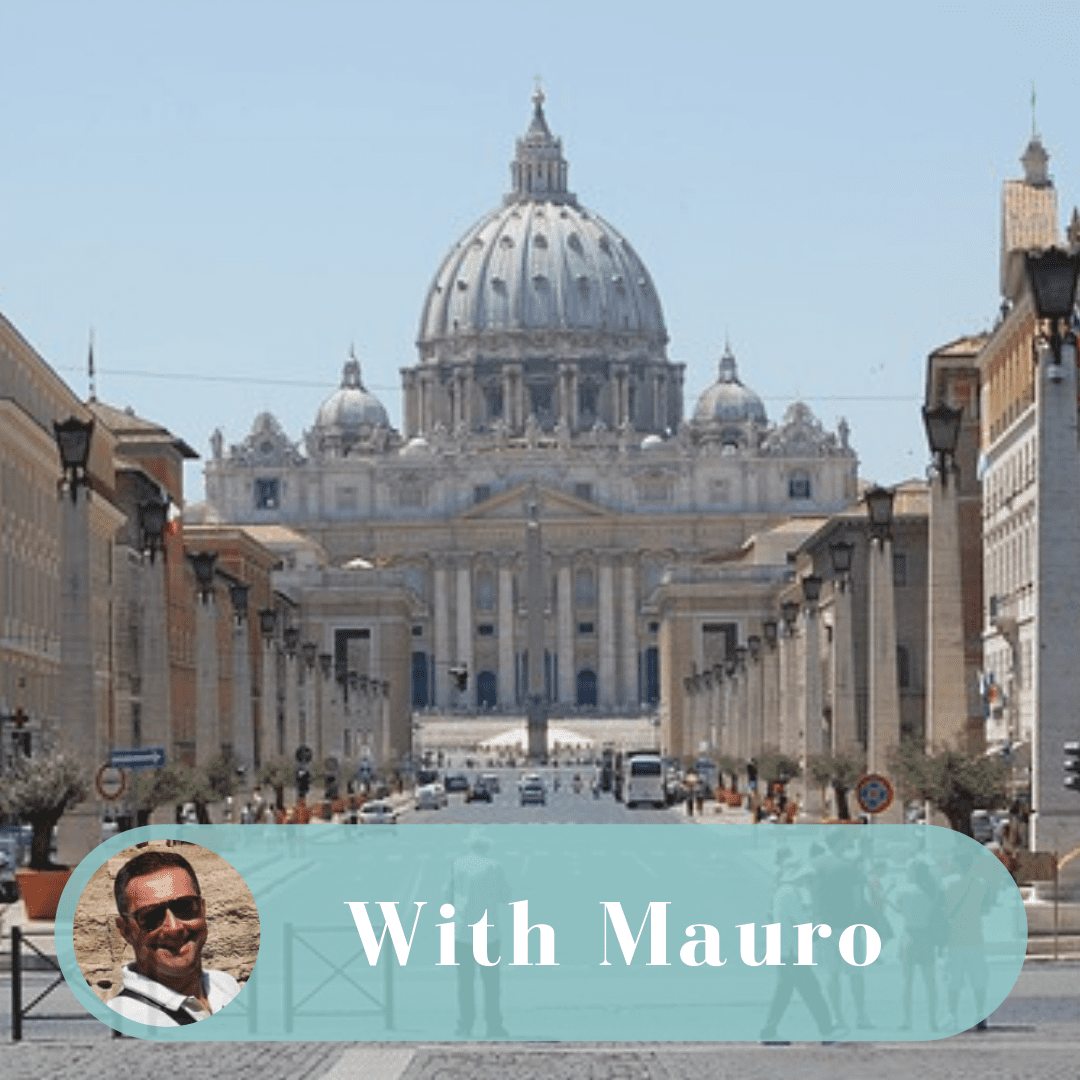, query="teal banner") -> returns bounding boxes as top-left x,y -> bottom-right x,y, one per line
57,824 -> 1025,1042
